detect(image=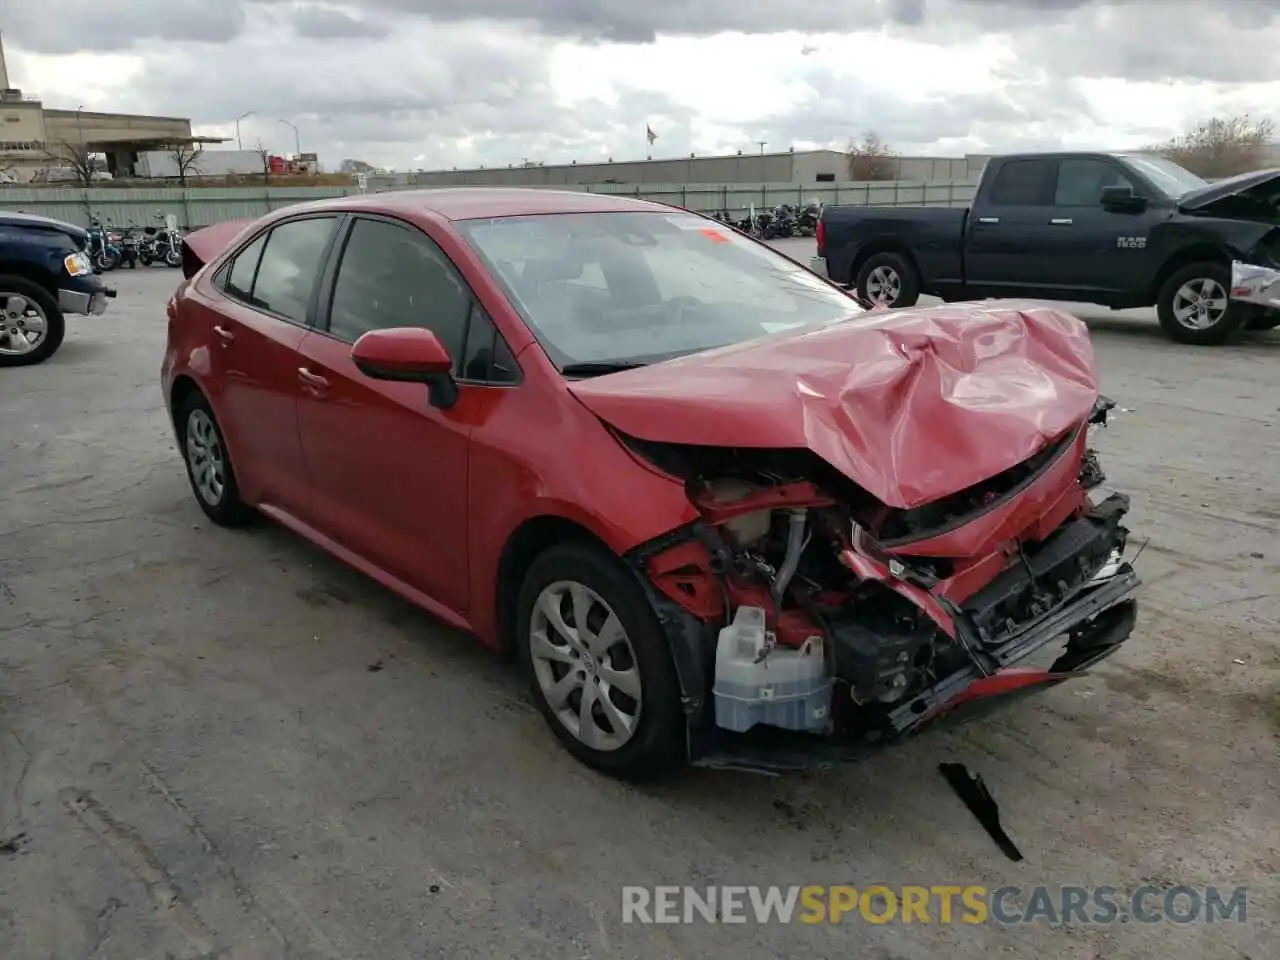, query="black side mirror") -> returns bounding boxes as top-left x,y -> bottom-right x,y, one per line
1100,185 -> 1145,212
